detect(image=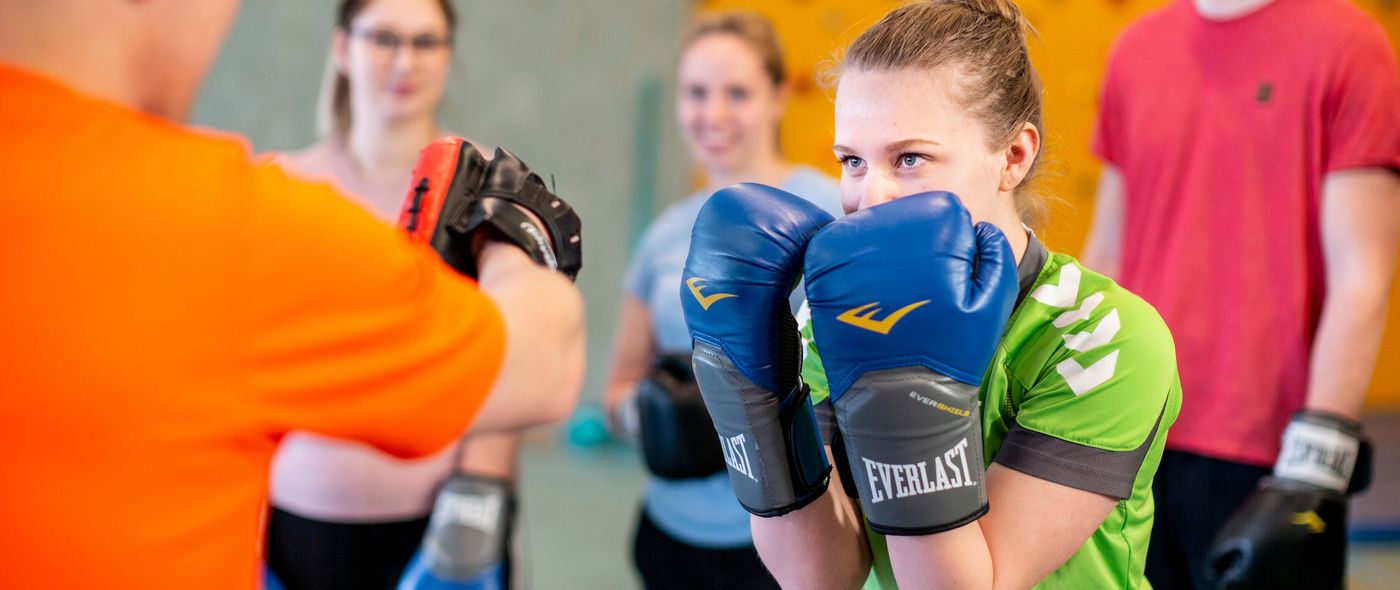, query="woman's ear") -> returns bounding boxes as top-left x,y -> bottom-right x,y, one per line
999,122 -> 1041,192
330,28 -> 350,75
